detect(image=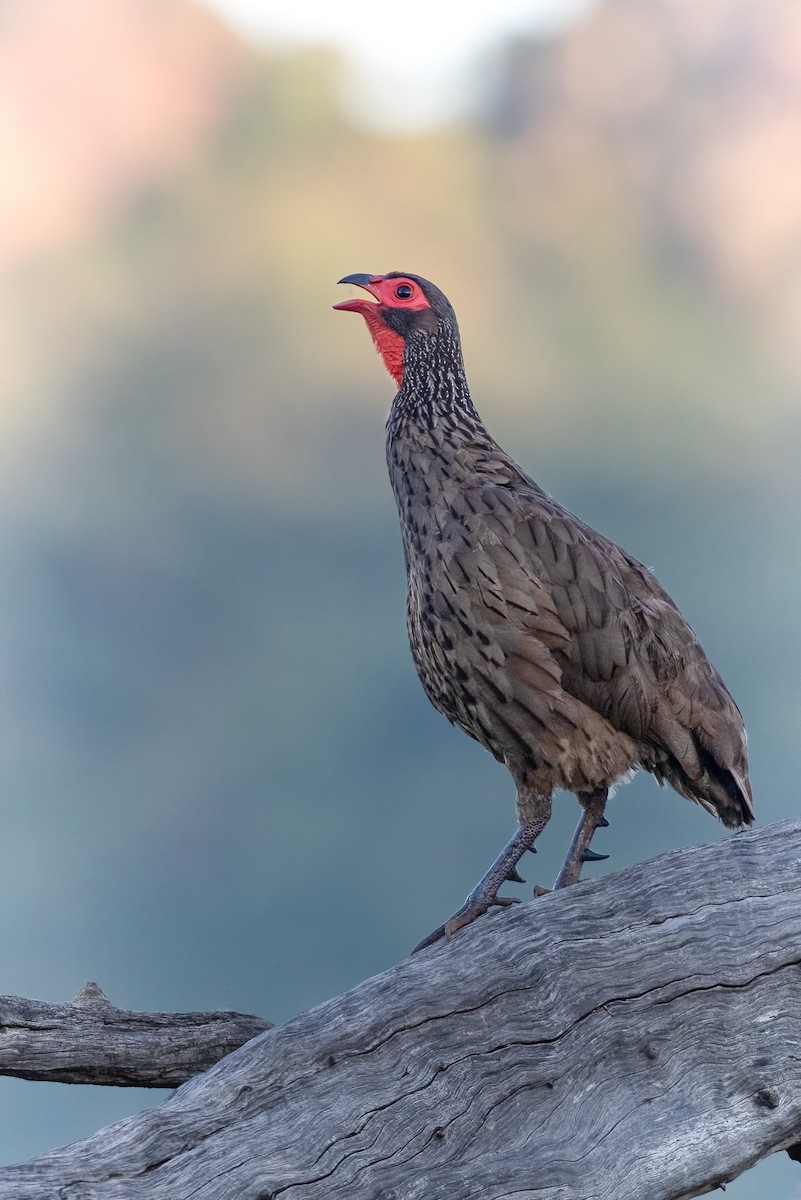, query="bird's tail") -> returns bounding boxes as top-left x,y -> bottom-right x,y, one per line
653,744 -> 754,829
